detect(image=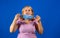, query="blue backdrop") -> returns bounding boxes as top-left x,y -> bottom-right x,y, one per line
0,0 -> 60,38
